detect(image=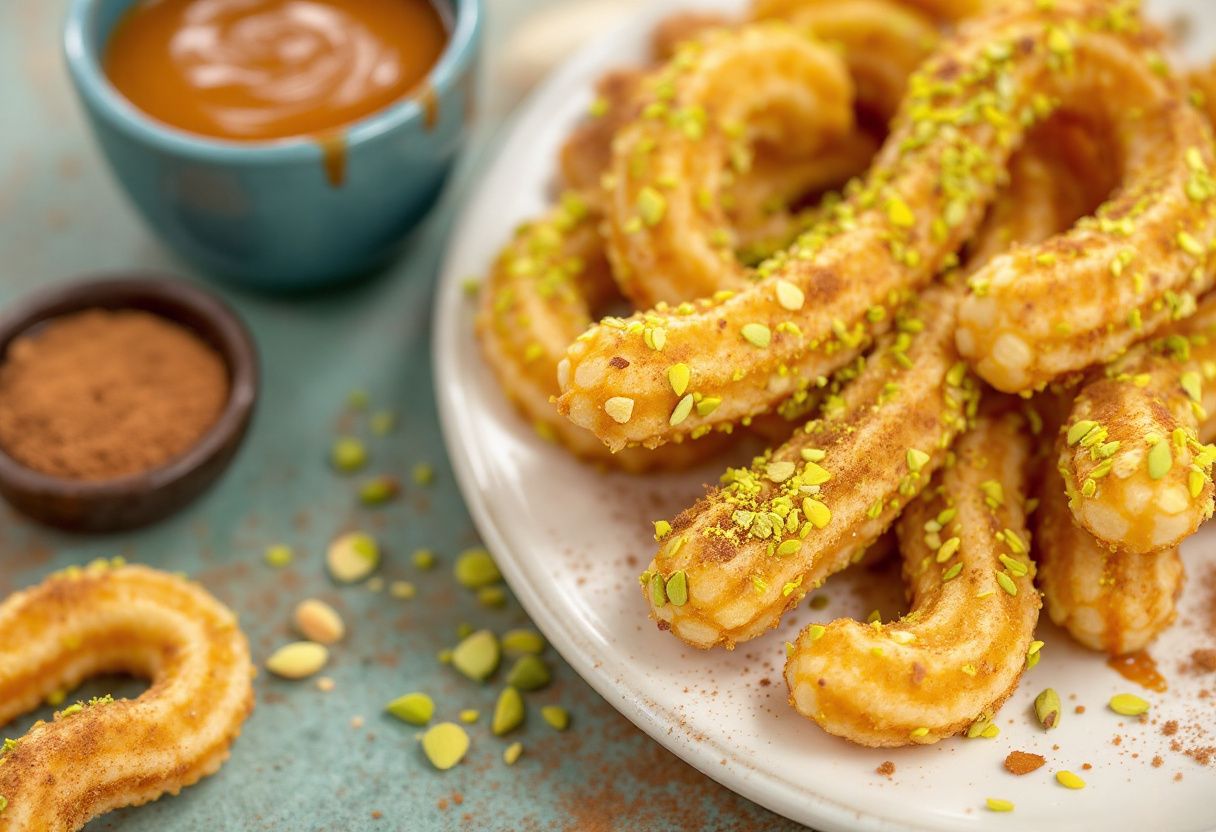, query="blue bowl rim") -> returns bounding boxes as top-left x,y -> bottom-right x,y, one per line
62,0 -> 482,164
